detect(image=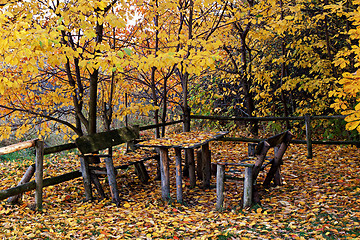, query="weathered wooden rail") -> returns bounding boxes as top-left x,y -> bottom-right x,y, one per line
0,139 -> 45,210
190,114 -> 359,159
0,120 -> 183,208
